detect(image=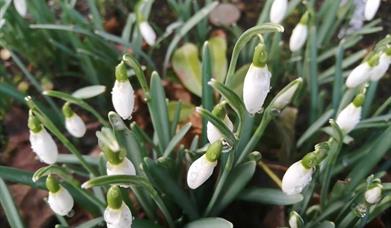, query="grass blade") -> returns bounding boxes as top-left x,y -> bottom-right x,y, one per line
239,187 -> 303,205
0,178 -> 25,228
